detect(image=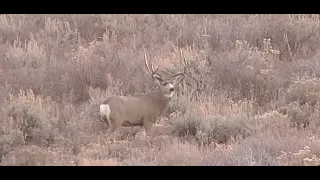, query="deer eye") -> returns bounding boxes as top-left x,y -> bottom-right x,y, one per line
163,82 -> 168,86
